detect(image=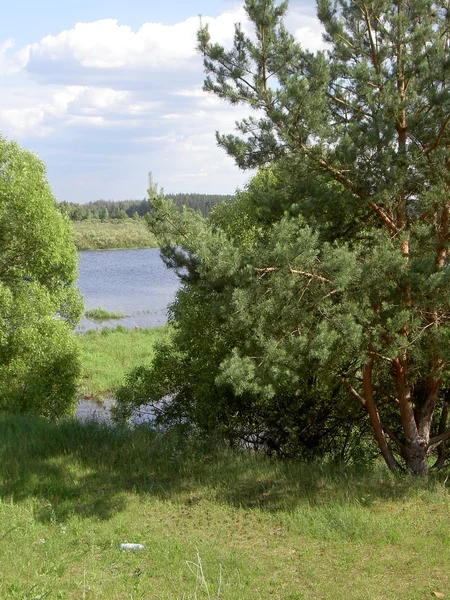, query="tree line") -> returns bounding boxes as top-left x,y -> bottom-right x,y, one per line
59,194 -> 234,221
